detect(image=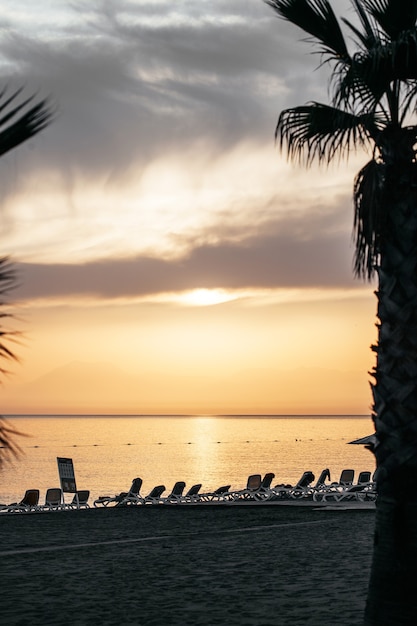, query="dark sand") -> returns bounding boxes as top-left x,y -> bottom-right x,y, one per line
0,504 -> 374,625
